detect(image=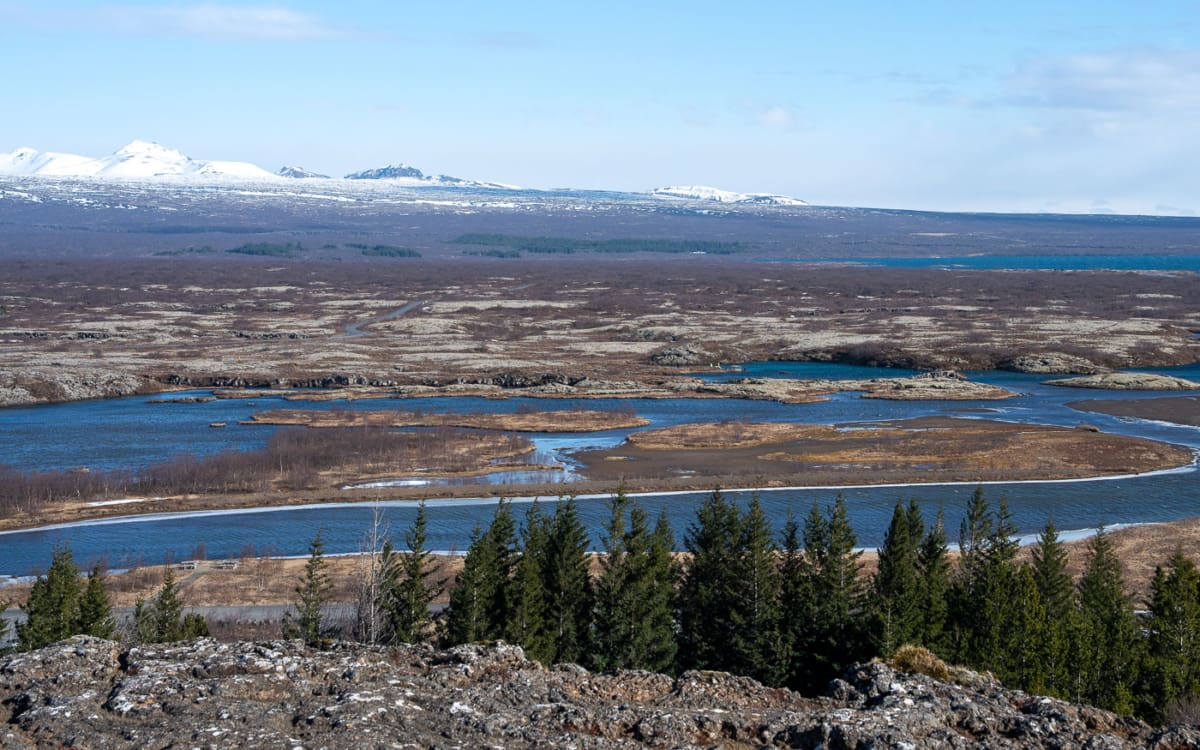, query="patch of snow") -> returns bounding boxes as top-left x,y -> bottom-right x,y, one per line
649,185 -> 807,206
0,140 -> 278,181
